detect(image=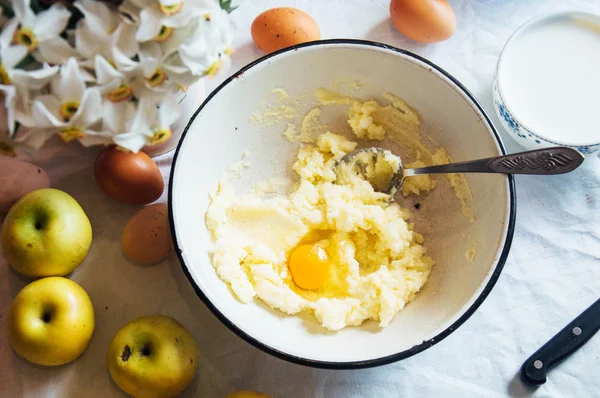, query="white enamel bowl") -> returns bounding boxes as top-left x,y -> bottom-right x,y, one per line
169,40 -> 516,369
